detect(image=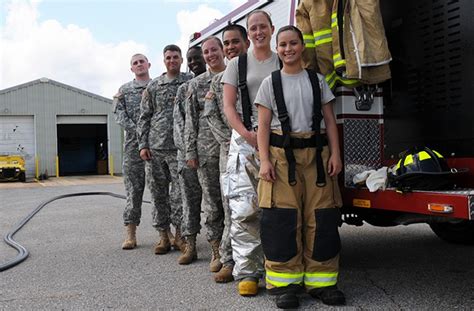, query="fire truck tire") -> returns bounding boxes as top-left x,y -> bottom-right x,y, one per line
429,221 -> 474,245
19,172 -> 26,182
